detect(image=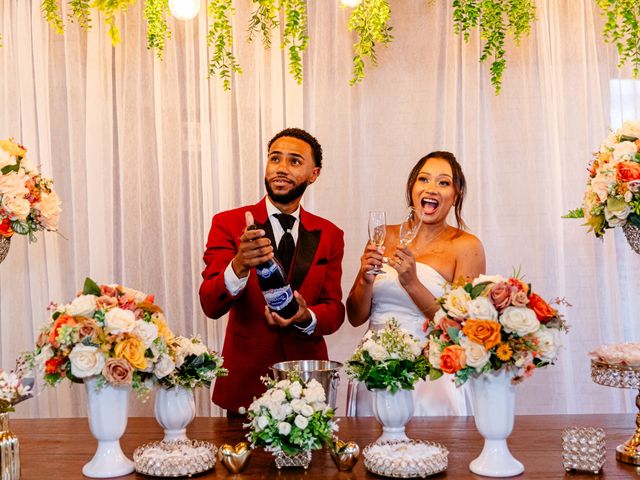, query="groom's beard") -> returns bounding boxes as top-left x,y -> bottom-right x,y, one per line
265,178 -> 309,205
